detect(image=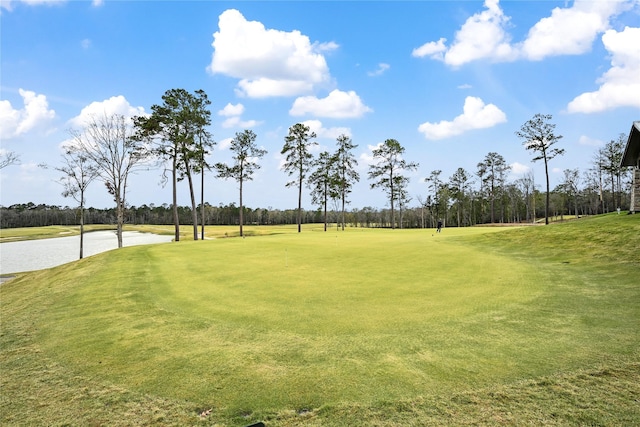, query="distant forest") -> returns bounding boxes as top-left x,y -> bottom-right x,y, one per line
1,180 -> 632,230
